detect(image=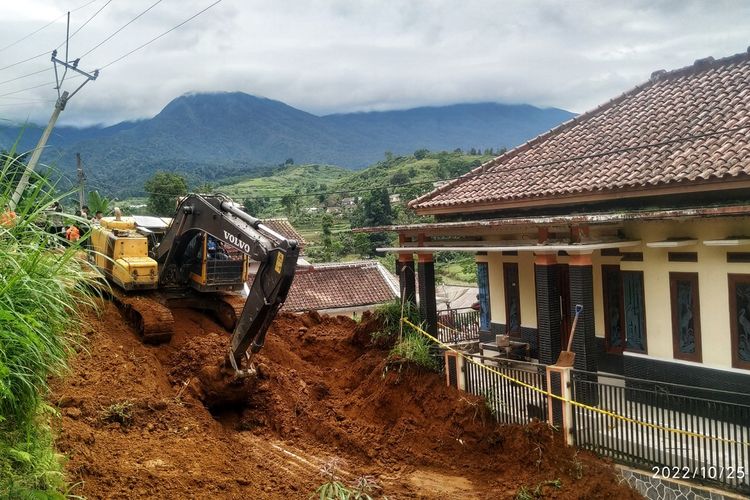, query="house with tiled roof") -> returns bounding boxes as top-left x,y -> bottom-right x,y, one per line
281,261 -> 399,315
360,48 -> 750,396
262,218 -> 306,251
